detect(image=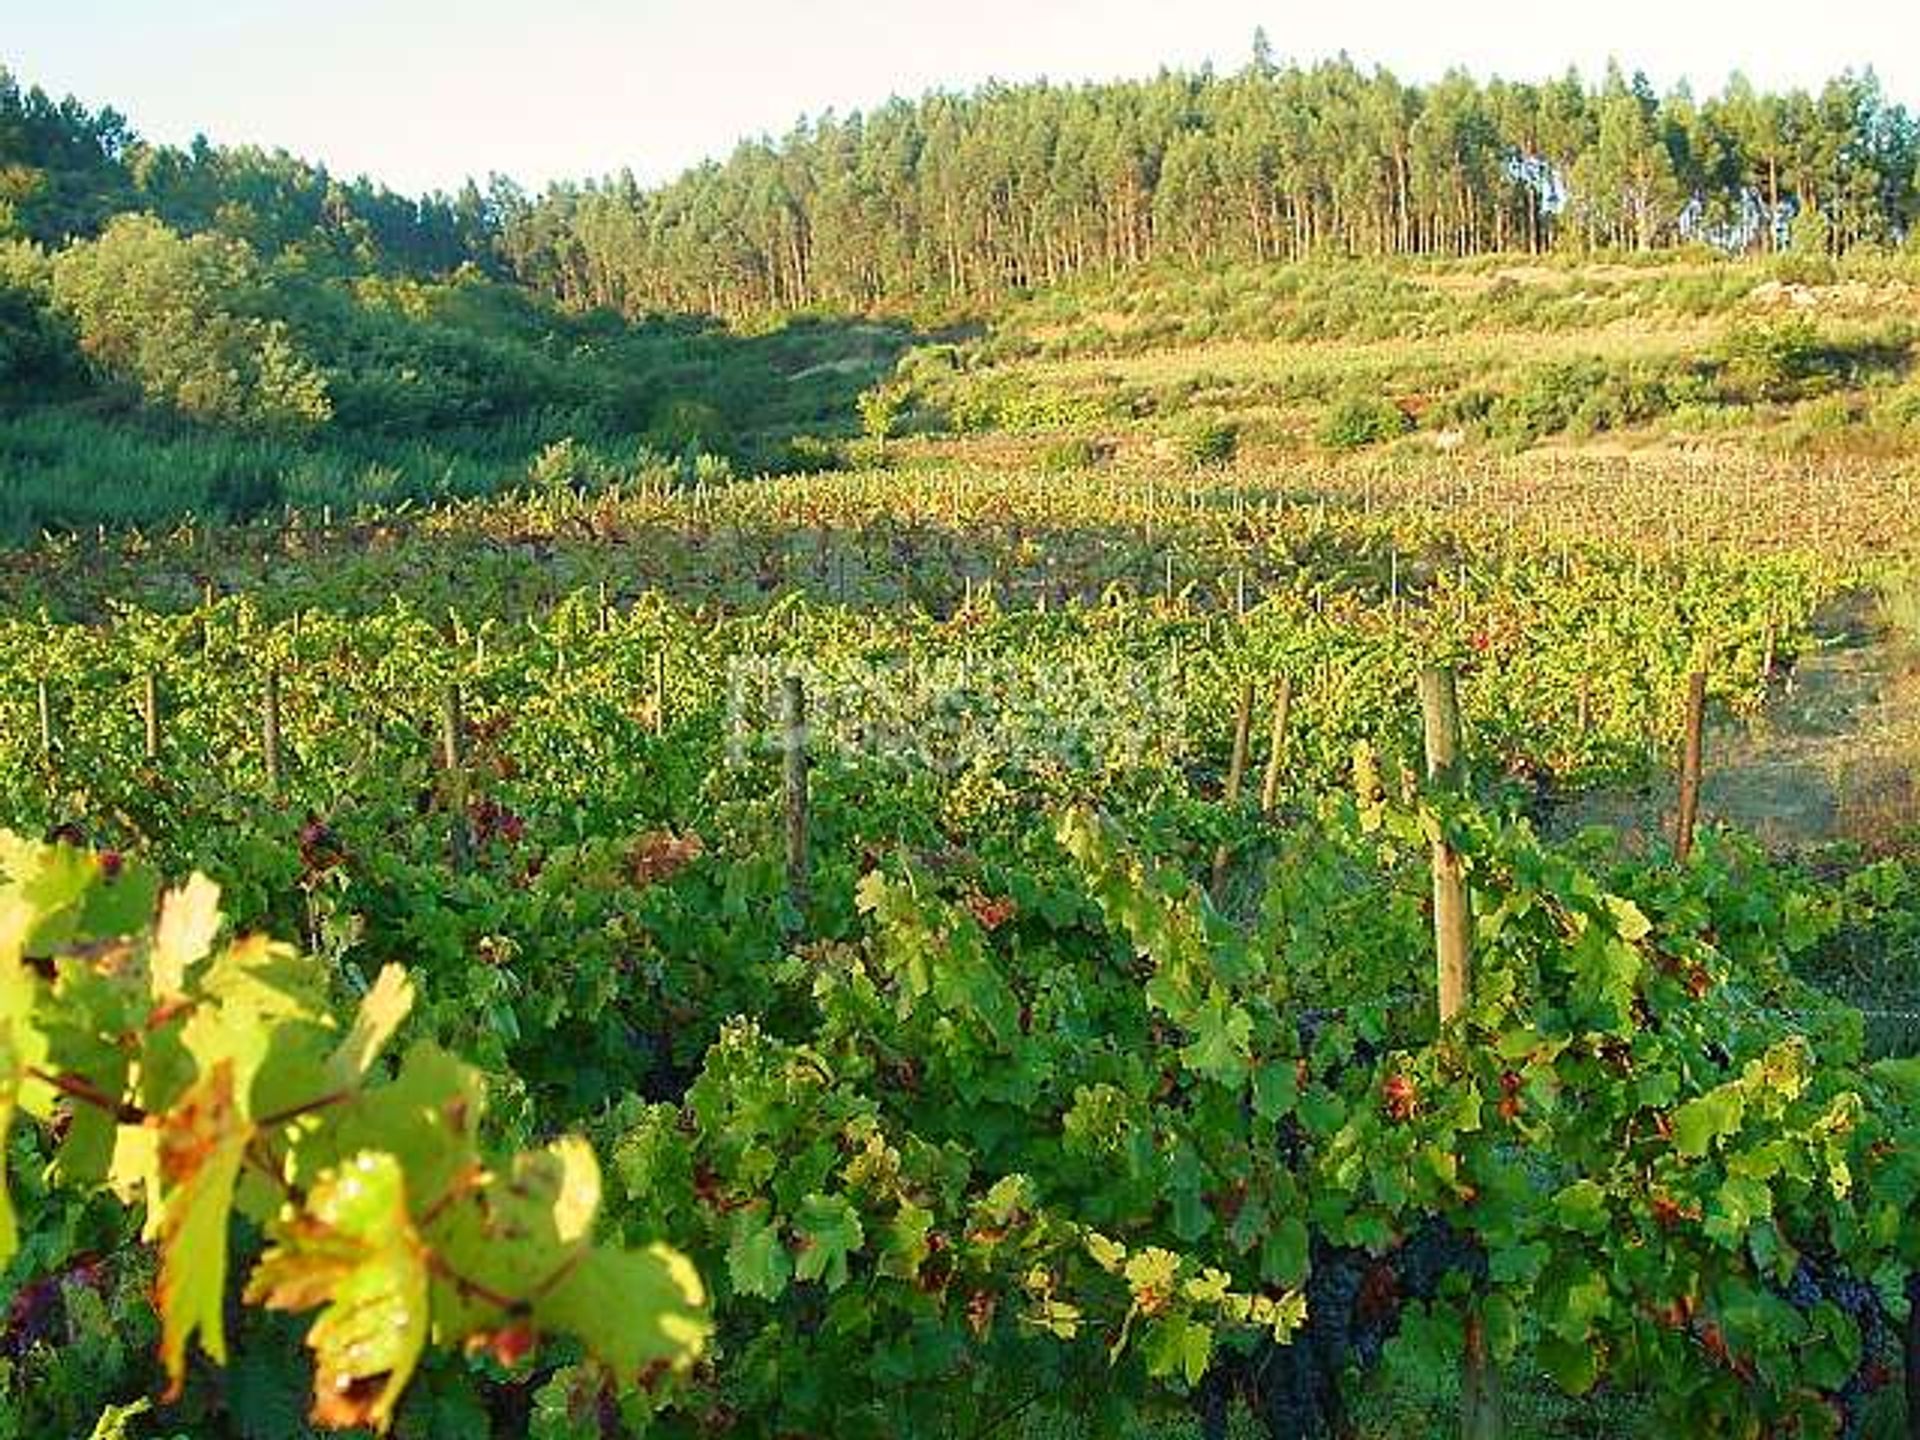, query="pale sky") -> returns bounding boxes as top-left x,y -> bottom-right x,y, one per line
9,1 -> 1917,197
